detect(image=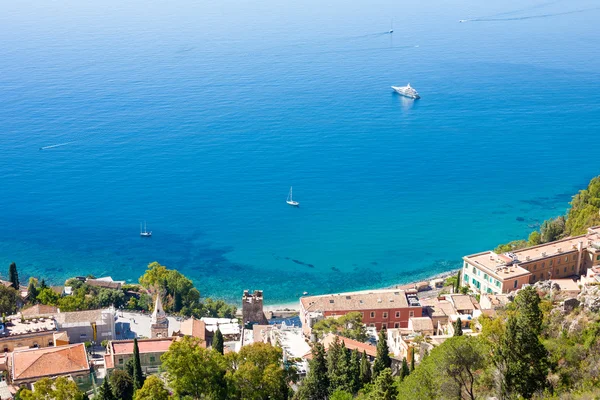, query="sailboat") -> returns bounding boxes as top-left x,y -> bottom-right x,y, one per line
286,187 -> 299,207
140,221 -> 152,237
389,19 -> 394,33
